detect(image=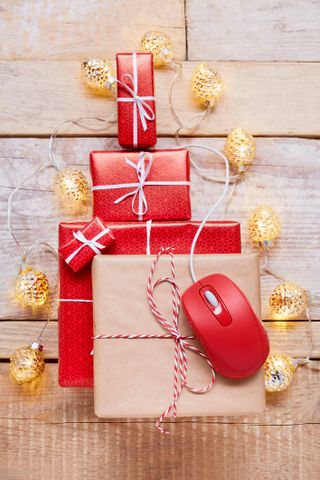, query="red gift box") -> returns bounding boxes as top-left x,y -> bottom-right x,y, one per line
59,220 -> 241,387
116,52 -> 156,149
59,217 -> 114,272
90,149 -> 191,222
